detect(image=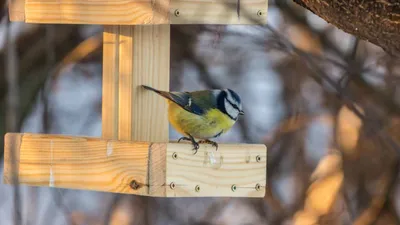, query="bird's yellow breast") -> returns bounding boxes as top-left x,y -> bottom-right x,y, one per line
167,101 -> 236,139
